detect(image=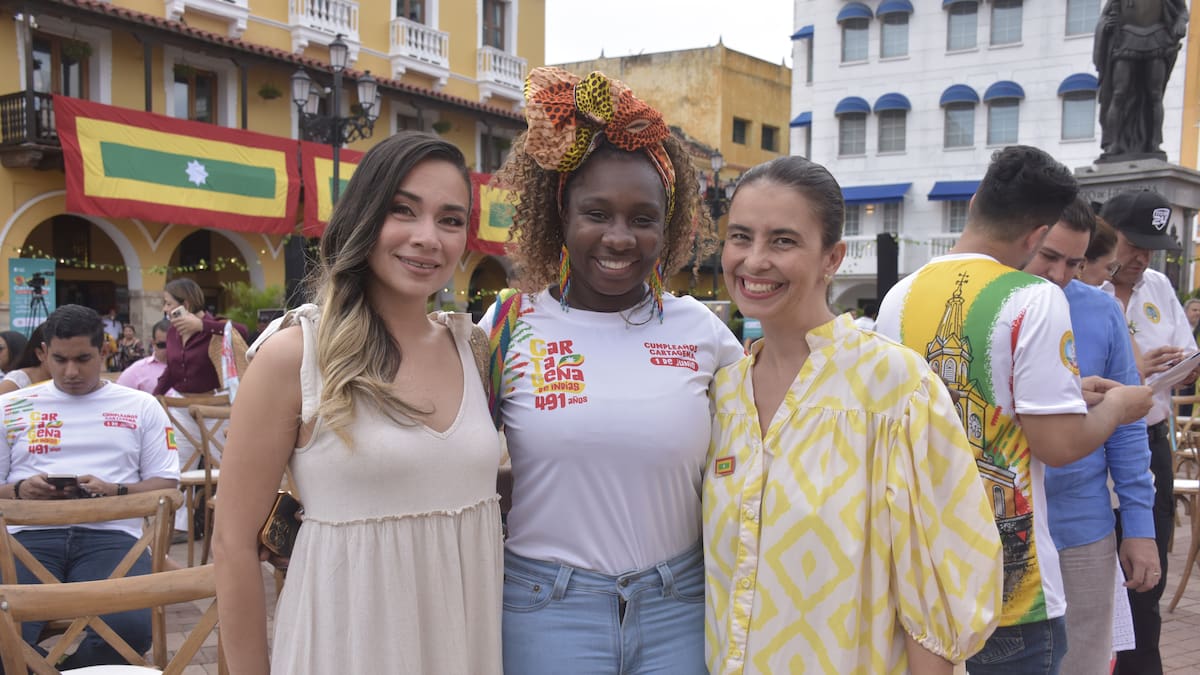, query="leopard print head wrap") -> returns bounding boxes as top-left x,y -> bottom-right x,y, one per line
522,67 -> 676,220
